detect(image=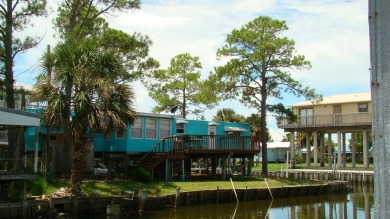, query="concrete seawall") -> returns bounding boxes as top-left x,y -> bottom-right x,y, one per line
0,181 -> 348,218
258,169 -> 374,184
